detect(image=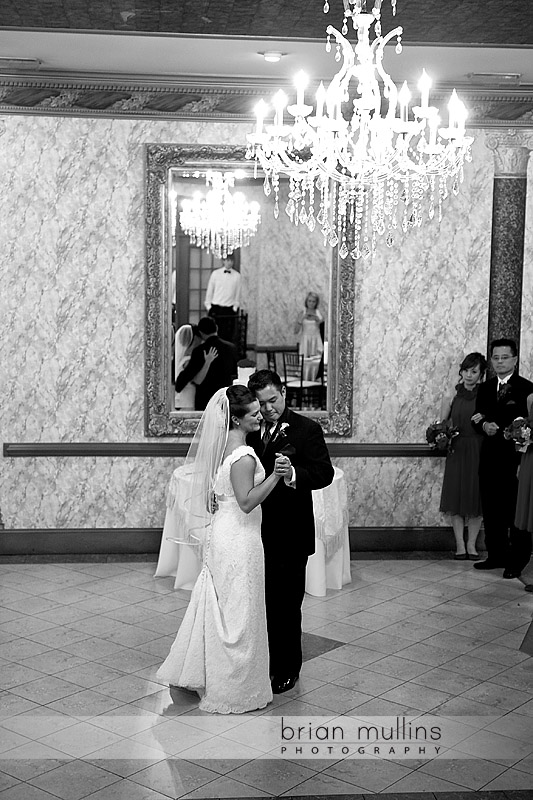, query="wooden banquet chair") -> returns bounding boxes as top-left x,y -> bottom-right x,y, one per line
282,351 -> 323,410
